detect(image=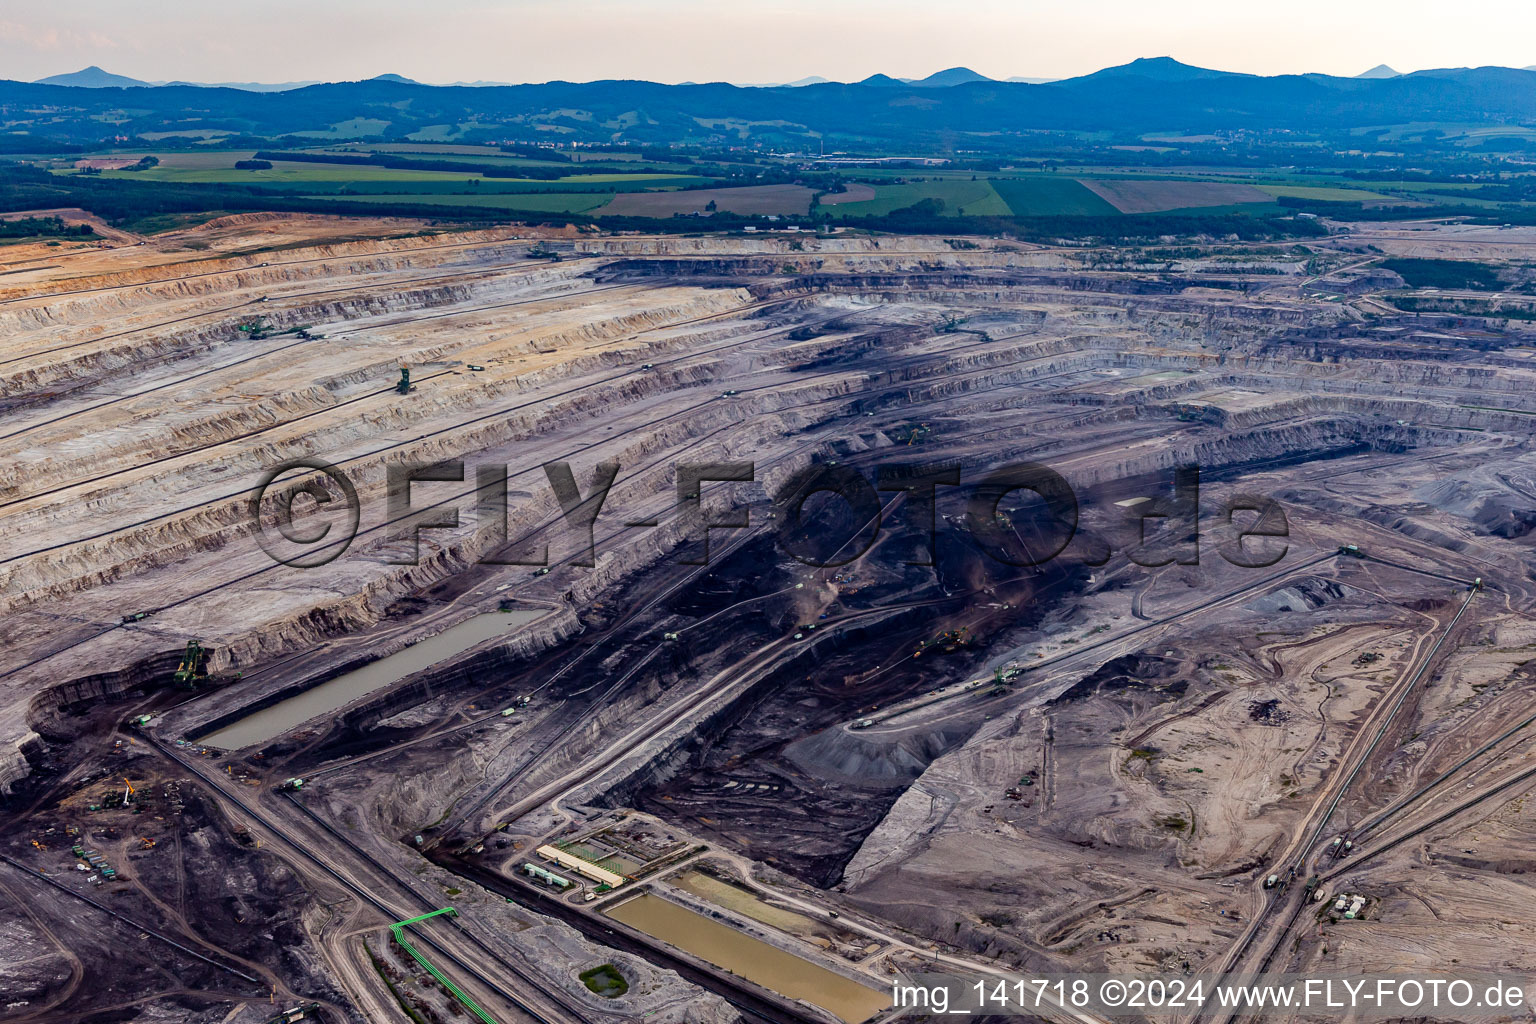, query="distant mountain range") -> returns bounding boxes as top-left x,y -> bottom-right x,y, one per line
12,57 -> 1536,150
35,65 -> 321,92
35,66 -> 148,89
33,64 -> 1022,90
1078,56 -> 1249,82
755,70 -> 1058,87
33,57 -> 1535,92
